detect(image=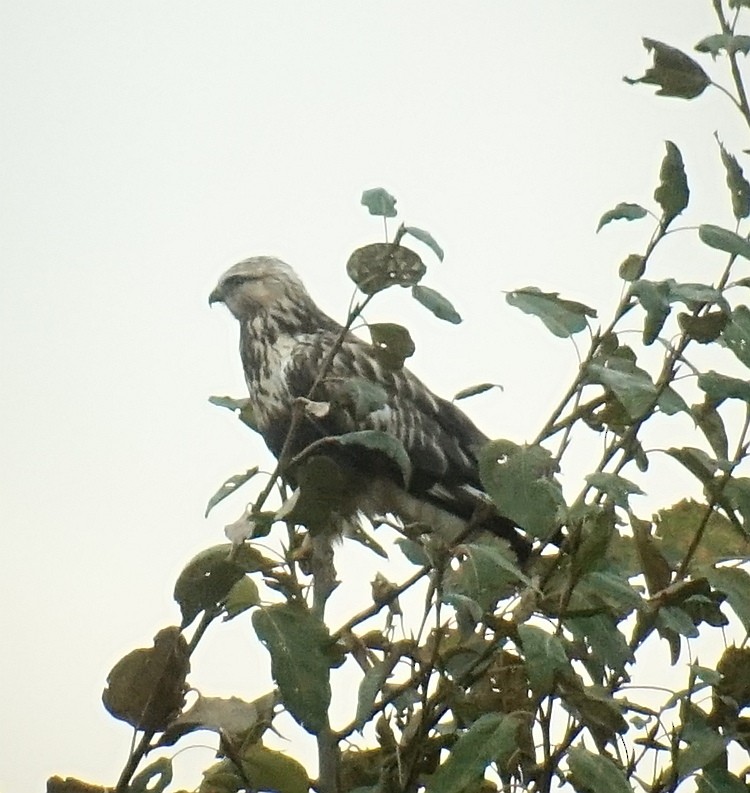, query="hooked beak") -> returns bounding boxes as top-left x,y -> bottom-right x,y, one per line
208,285 -> 223,307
